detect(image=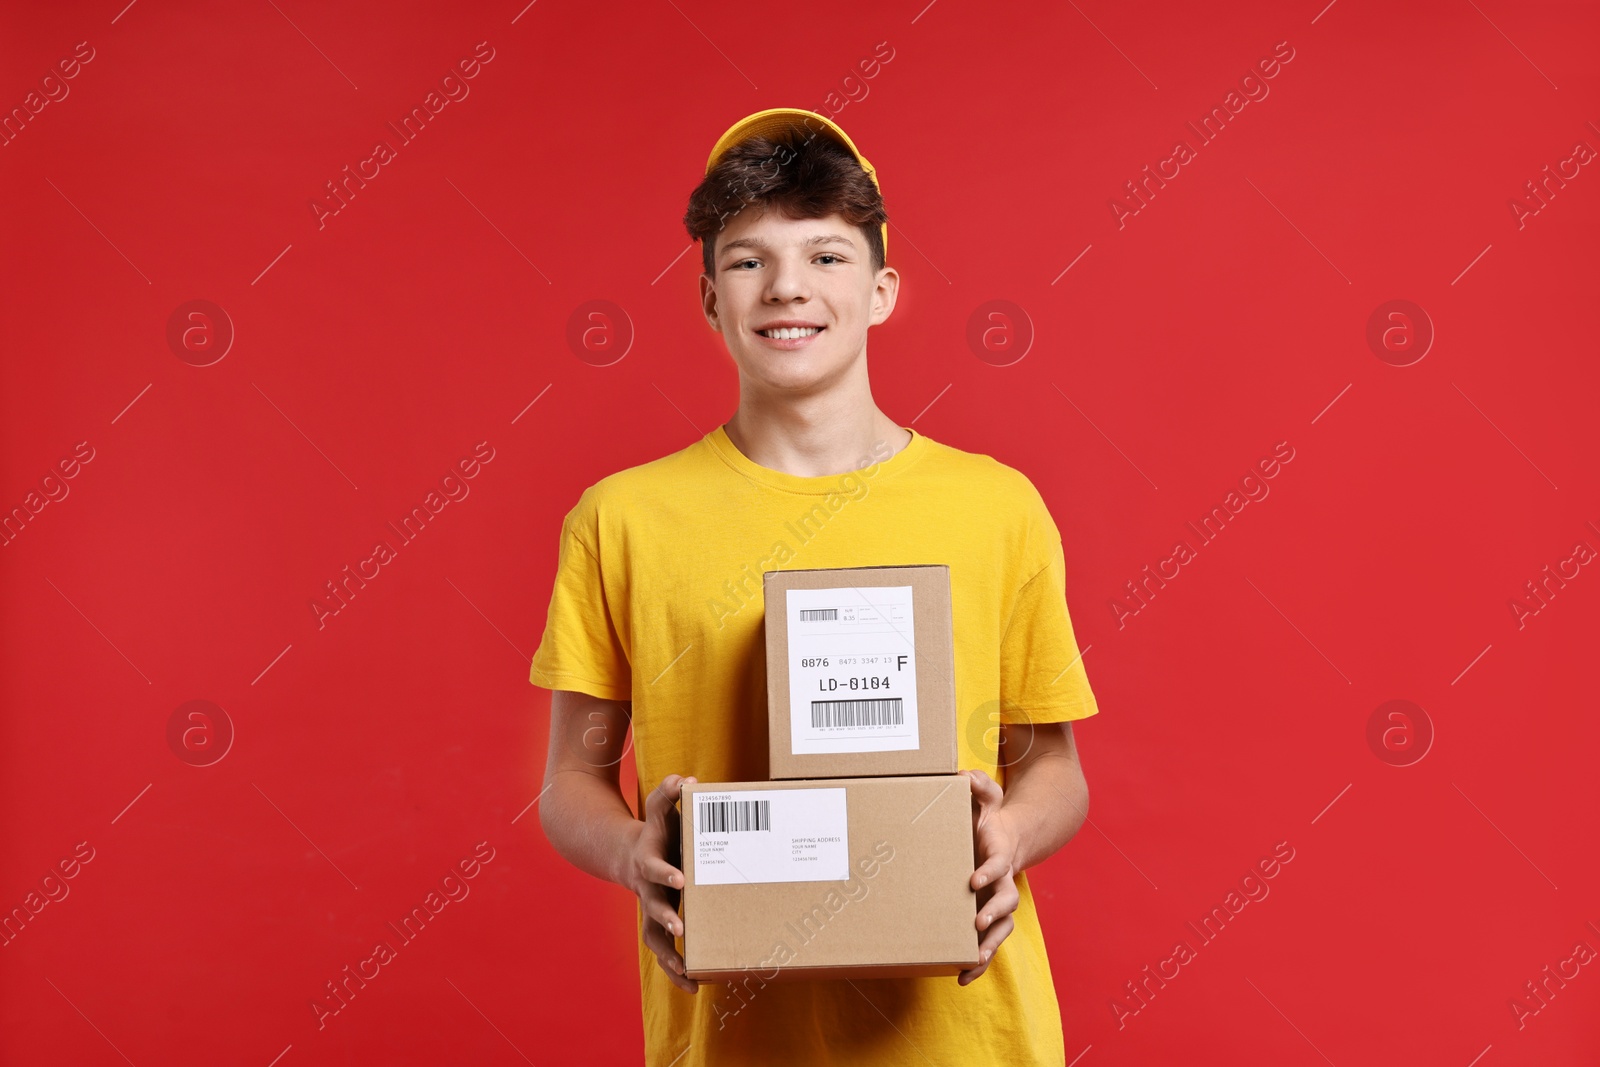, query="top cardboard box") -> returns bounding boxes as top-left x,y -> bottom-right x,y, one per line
764,565 -> 957,779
